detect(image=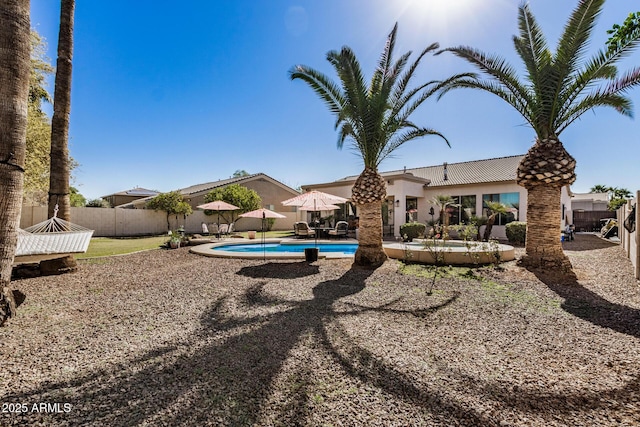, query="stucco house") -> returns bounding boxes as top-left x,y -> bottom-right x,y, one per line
118,173 -> 299,213
303,155 -> 572,240
101,187 -> 159,208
